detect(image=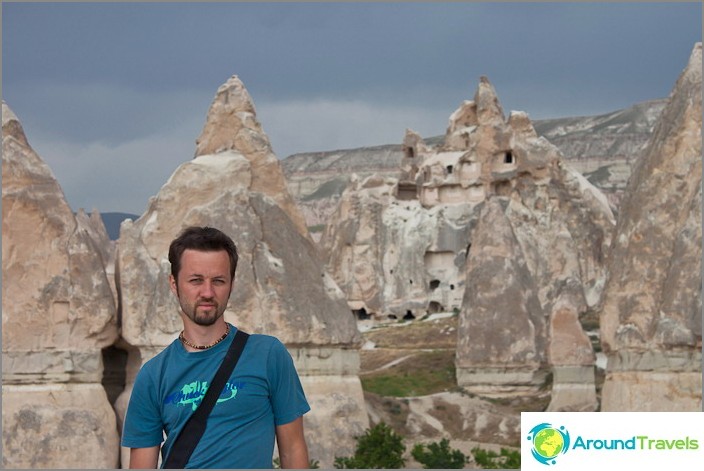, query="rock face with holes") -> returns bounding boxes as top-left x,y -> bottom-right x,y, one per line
599,43 -> 702,411
321,78 -> 615,410
115,76 -> 368,468
1,102 -> 120,468
449,79 -> 615,407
